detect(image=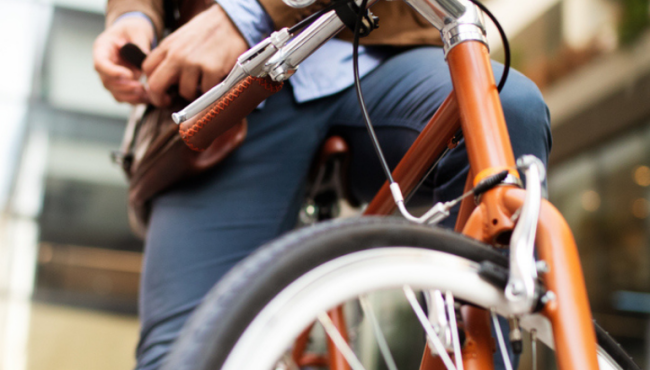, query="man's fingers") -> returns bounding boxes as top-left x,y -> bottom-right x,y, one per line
146,59 -> 178,106
93,16 -> 155,105
179,67 -> 201,101
131,32 -> 152,55
113,90 -> 149,104
142,47 -> 167,77
200,67 -> 227,94
104,79 -> 146,95
94,48 -> 135,80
